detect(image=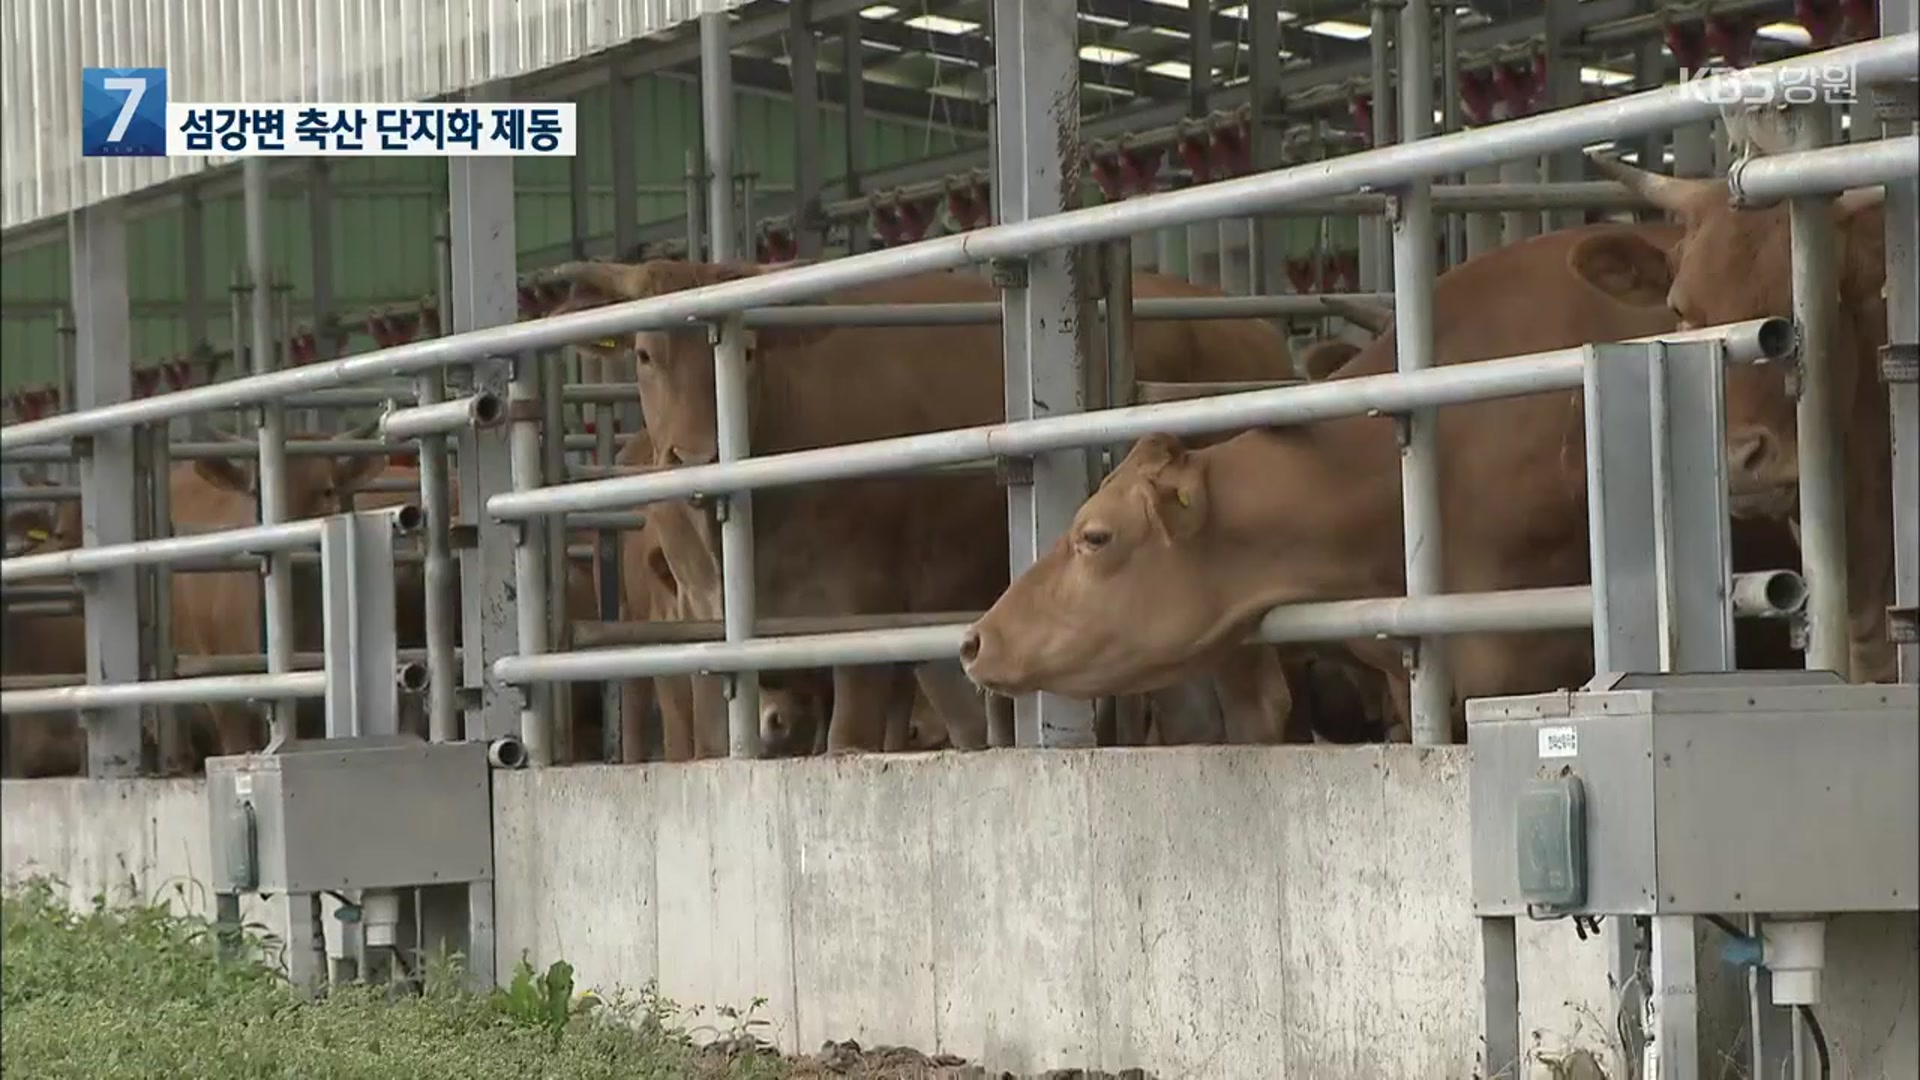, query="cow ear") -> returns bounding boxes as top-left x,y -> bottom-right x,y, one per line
1136,440 -> 1207,544
193,457 -> 255,495
1568,230 -> 1673,307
